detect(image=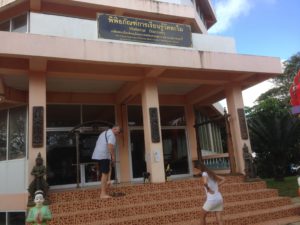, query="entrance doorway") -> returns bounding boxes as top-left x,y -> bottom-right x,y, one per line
128,128 -> 190,180
46,104 -> 116,188
46,130 -> 111,187
162,128 -> 189,175
129,129 -> 146,179
128,105 -> 191,180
